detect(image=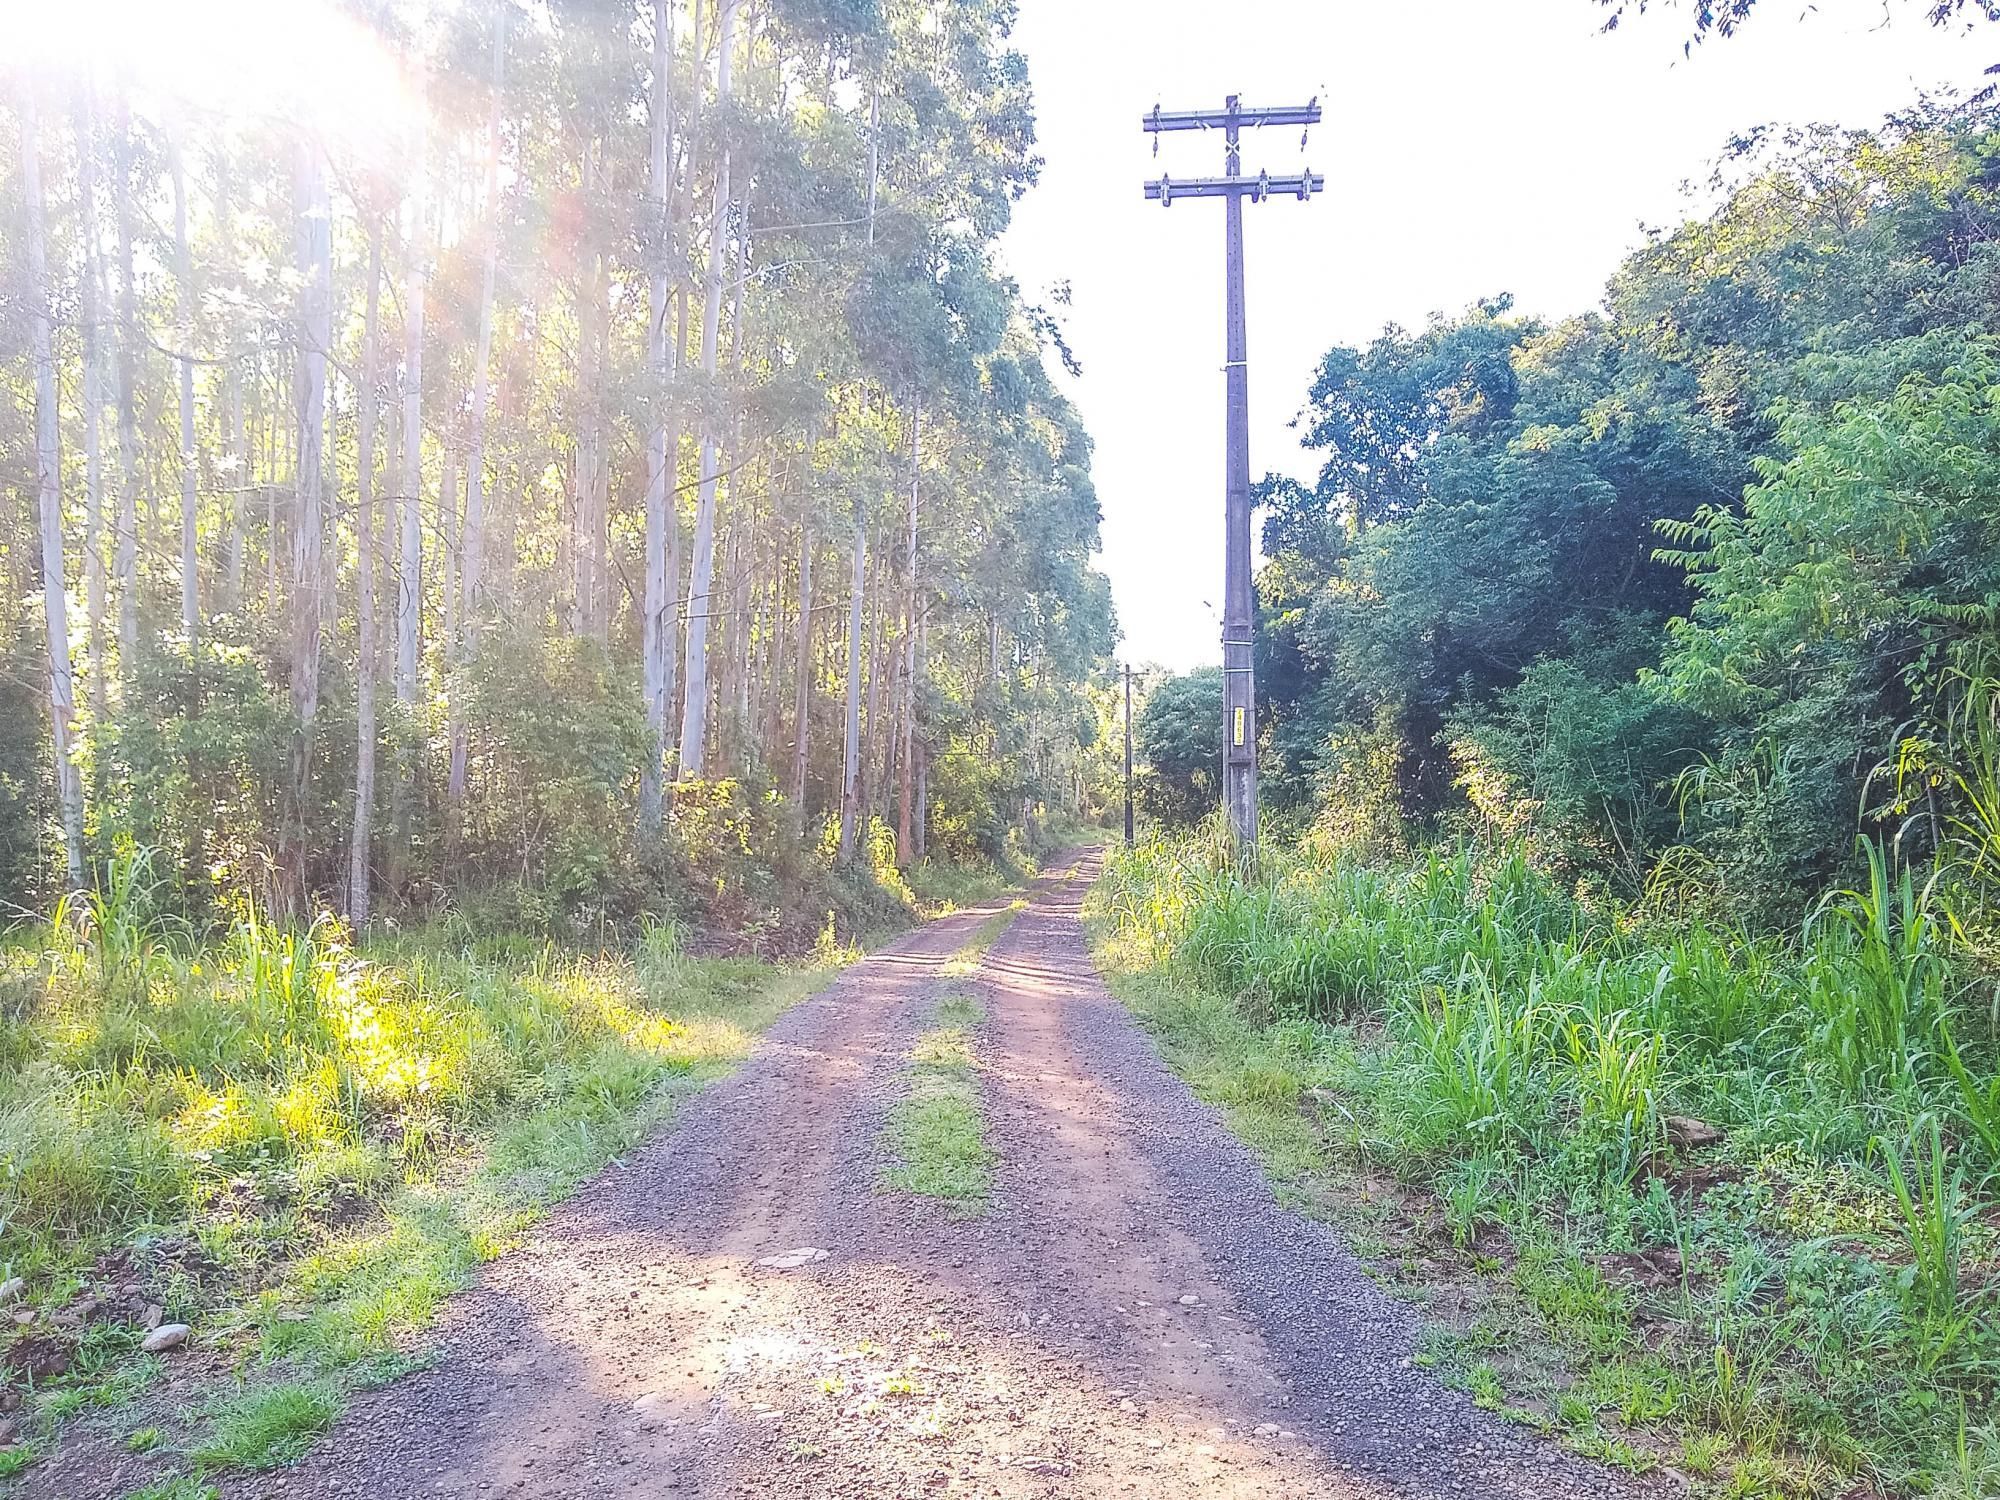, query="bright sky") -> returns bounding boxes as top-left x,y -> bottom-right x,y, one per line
999,0 -> 1997,672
